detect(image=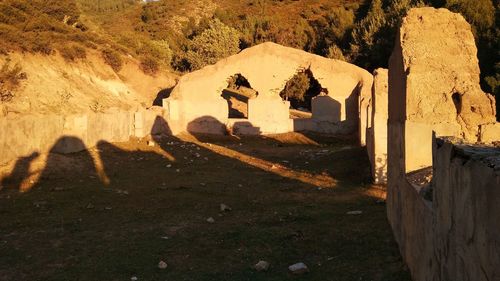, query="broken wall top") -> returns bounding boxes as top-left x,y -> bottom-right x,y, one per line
170,42 -> 373,103
390,7 -> 496,141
